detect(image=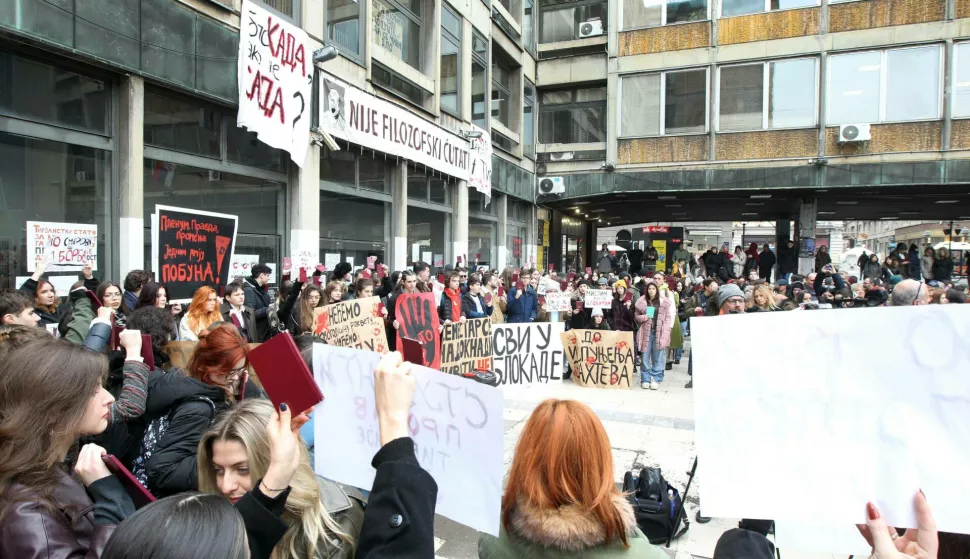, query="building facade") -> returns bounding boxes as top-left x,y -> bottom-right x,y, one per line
0,0 -> 540,289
